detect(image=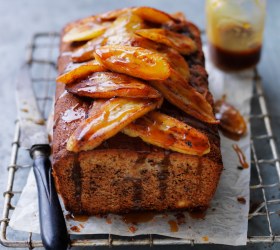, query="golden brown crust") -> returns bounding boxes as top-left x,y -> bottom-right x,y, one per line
53,10 -> 223,215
